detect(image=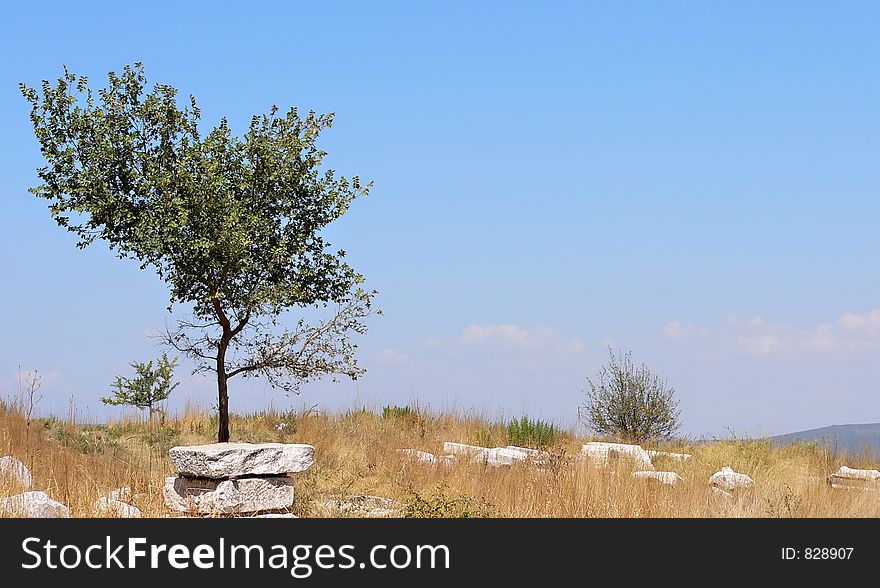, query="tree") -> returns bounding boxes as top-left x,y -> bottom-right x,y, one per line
101,353 -> 179,422
579,349 -> 681,442
21,63 -> 377,442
